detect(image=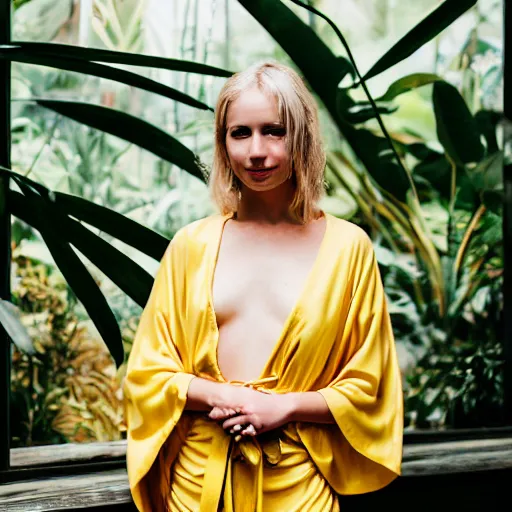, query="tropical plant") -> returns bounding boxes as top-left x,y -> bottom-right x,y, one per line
0,0 -> 504,430
9,252 -> 124,446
